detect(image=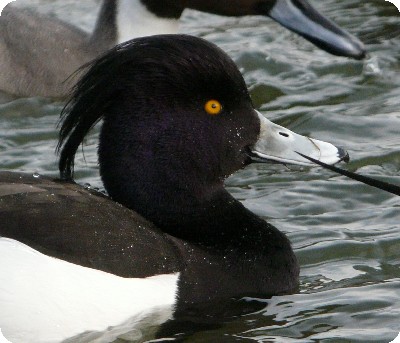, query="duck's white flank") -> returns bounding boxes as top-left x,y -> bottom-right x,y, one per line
0,328 -> 12,343
117,0 -> 180,43
0,238 -> 179,343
